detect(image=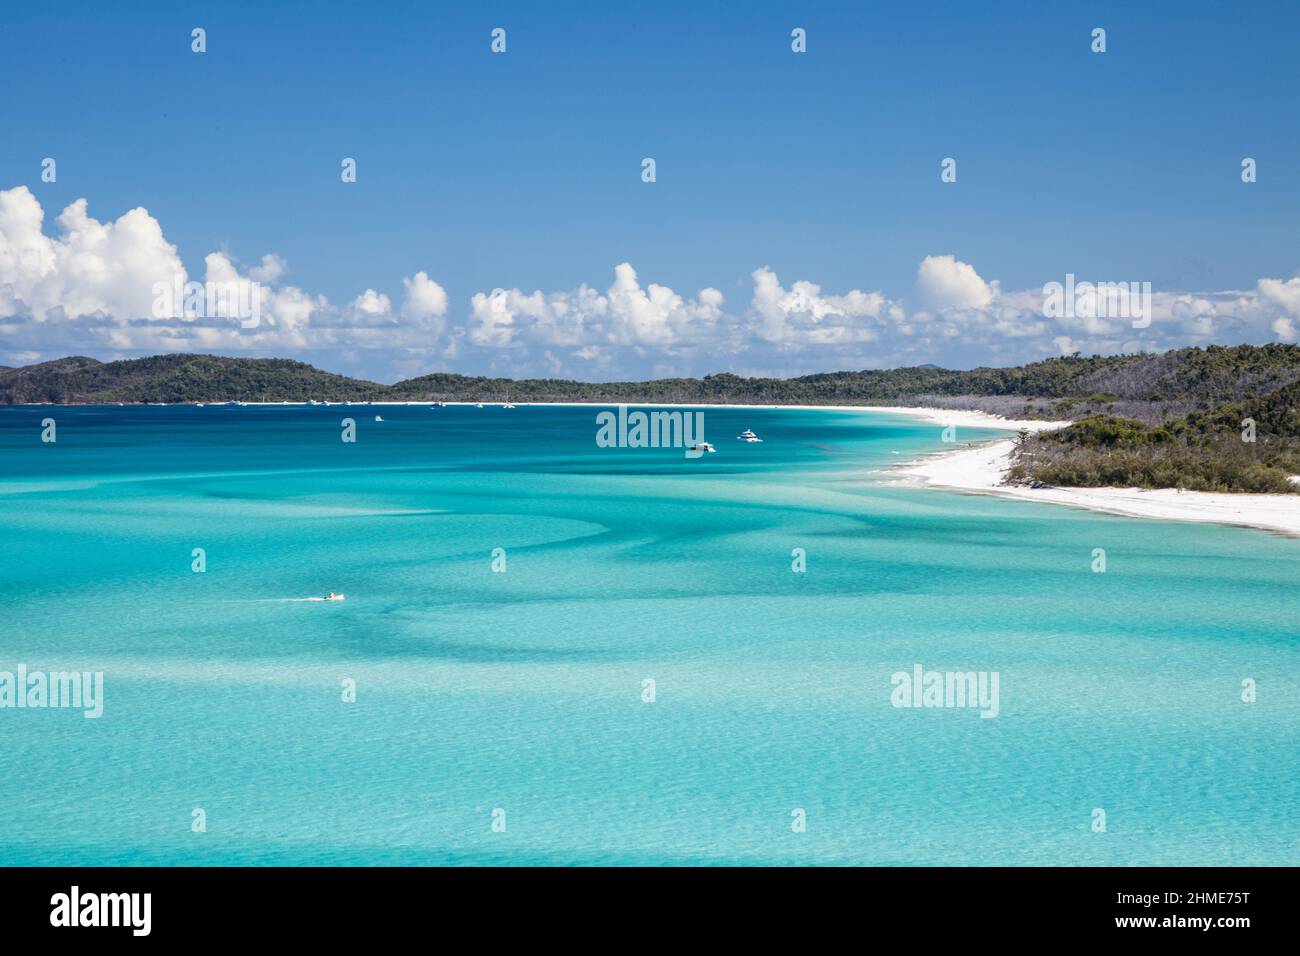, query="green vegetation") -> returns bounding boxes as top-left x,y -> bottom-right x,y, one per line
0,355 -> 376,405
1011,377 -> 1300,494
4,345 -> 1300,493
6,344 -> 1300,409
